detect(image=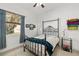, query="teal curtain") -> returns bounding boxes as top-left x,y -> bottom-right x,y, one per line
0,9 -> 6,49
20,16 -> 25,43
